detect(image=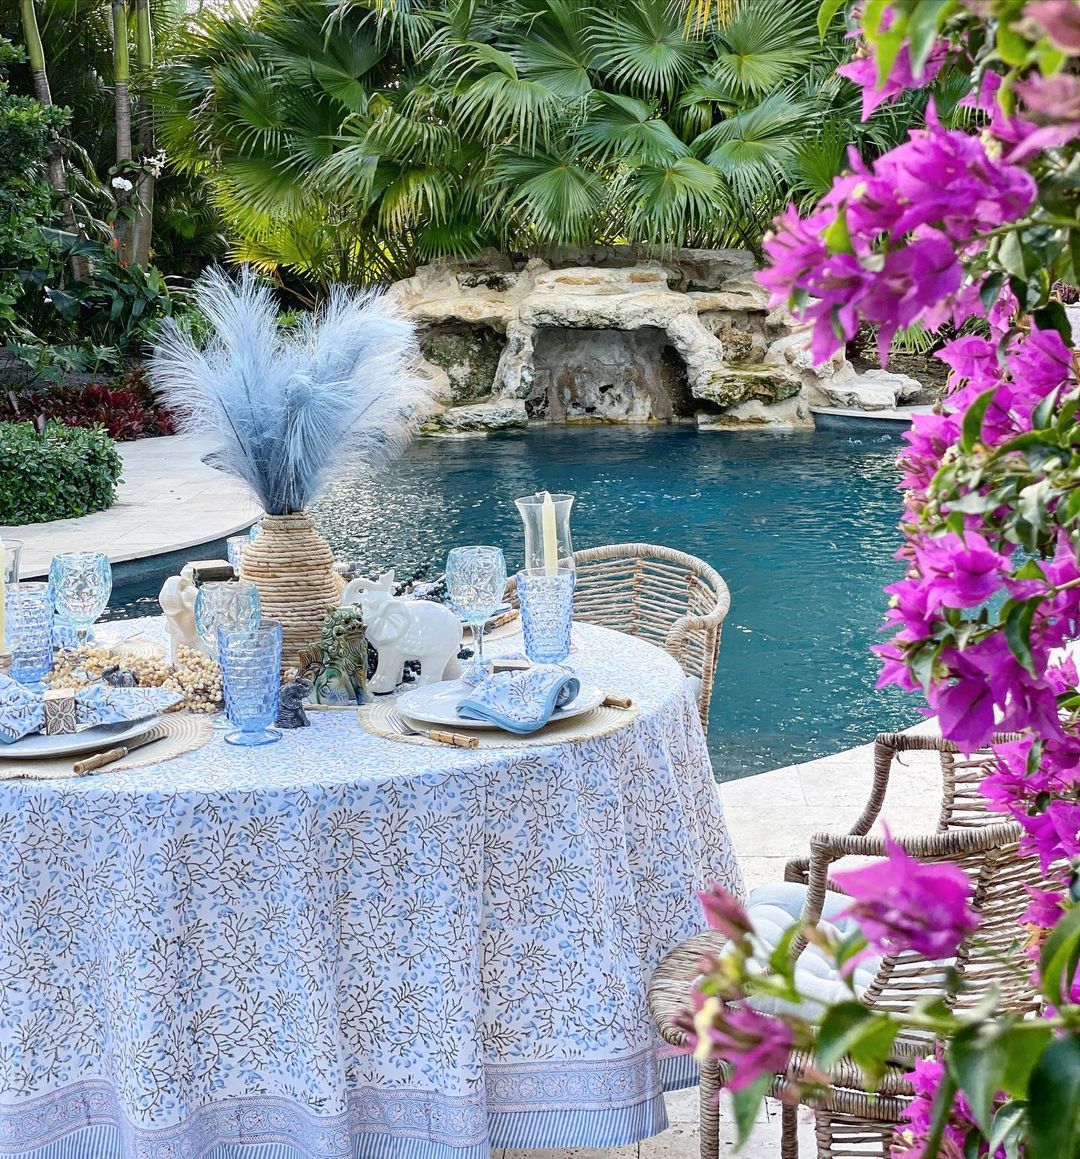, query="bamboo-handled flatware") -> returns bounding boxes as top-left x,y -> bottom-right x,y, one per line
72,727 -> 161,775
388,713 -> 480,749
